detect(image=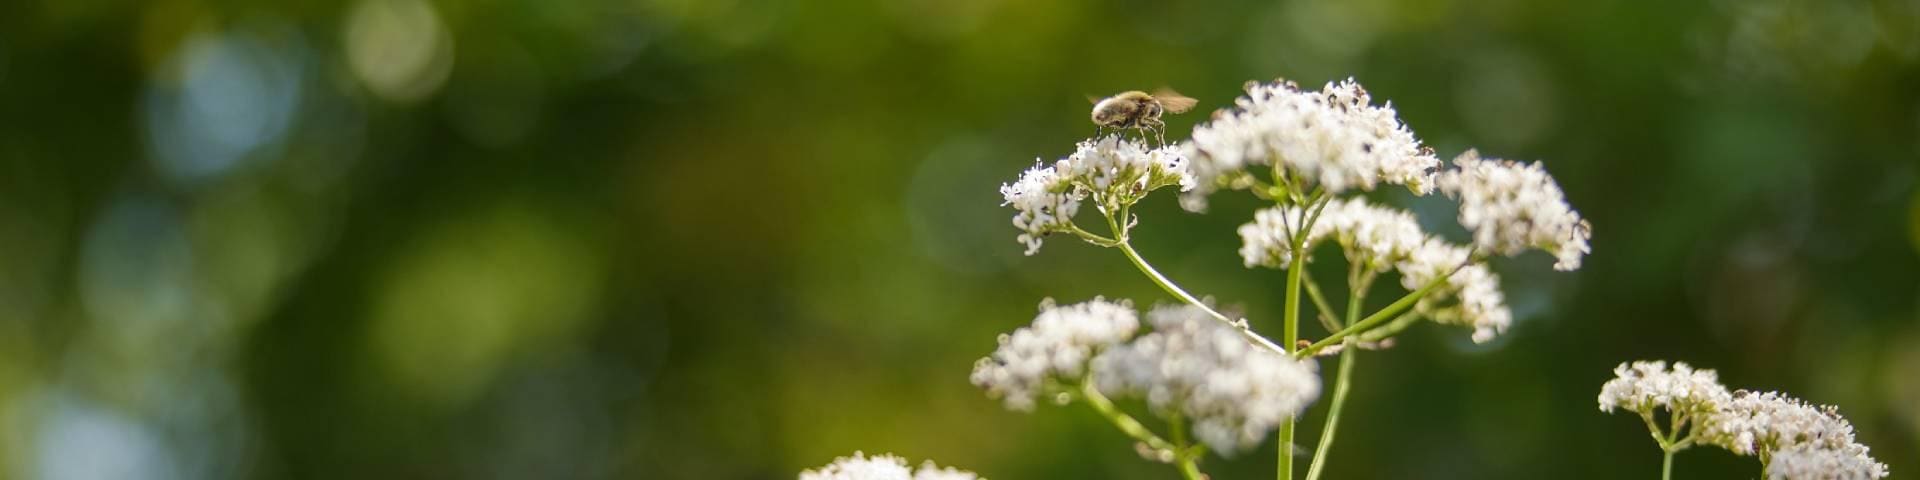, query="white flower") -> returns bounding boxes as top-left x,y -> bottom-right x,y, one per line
1436,150 -> 1592,271
1593,363 -> 1891,479
1237,199 -> 1511,342
1765,444 -> 1890,480
1000,163 -> 1081,255
1236,205 -> 1312,269
1704,391 -> 1867,458
1236,198 -> 1423,270
911,463 -> 987,480
1091,305 -> 1321,454
998,137 -> 1190,255
1183,78 -> 1440,210
799,452 -> 984,480
1396,238 -> 1511,343
1053,135 -> 1193,198
799,452 -> 912,480
971,298 -> 1140,411
1596,361 -> 1732,416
